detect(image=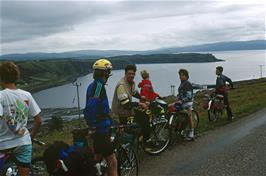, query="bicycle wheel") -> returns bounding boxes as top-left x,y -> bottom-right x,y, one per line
208,109 -> 220,122
117,144 -> 138,176
143,118 -> 171,155
192,110 -> 199,130
30,157 -> 49,176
